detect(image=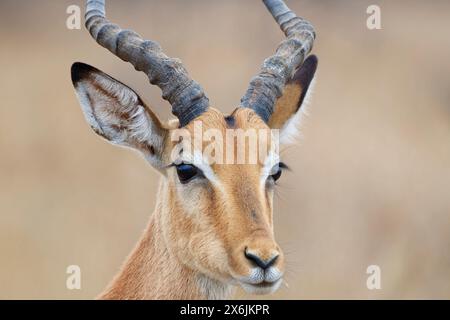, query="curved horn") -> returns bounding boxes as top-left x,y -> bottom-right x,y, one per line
240,0 -> 316,123
85,0 -> 209,127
